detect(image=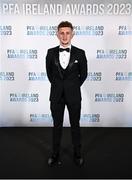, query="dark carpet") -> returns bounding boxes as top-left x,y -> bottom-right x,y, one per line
0,127 -> 132,179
